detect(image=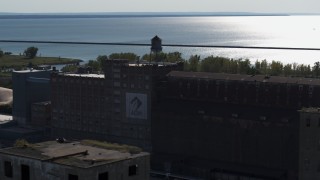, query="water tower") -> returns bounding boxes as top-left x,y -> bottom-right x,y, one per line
150,35 -> 162,62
